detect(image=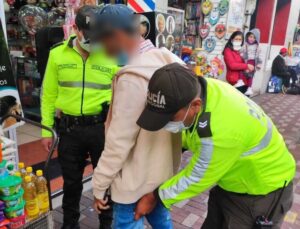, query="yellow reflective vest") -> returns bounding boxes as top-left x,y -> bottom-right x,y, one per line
41,36 -> 118,137
159,78 -> 296,209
